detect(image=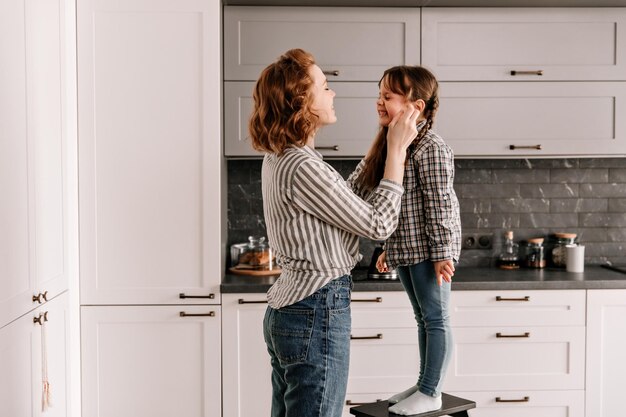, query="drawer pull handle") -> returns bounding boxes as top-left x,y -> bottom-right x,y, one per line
179,311 -> 215,317
179,293 -> 215,299
33,311 -> 49,325
496,396 -> 530,403
351,333 -> 383,340
323,70 -> 340,76
510,70 -> 543,76
238,299 -> 268,304
509,144 -> 542,150
351,297 -> 383,303
496,296 -> 530,301
32,291 -> 49,304
317,145 -> 340,151
496,332 -> 530,338
346,399 -> 382,406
